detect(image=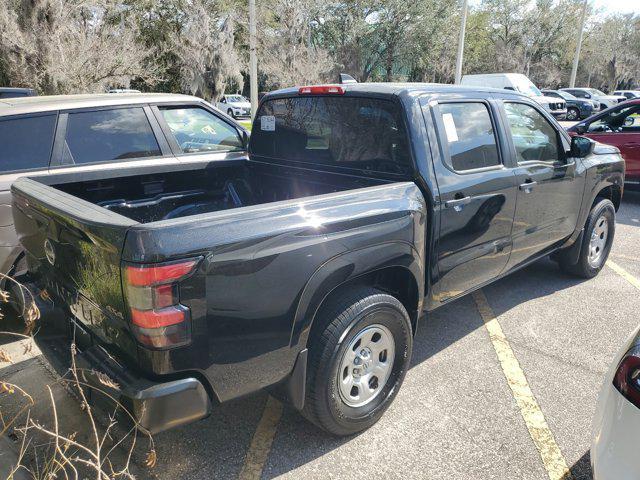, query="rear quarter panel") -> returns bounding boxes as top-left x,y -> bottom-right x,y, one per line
125,181 -> 427,402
